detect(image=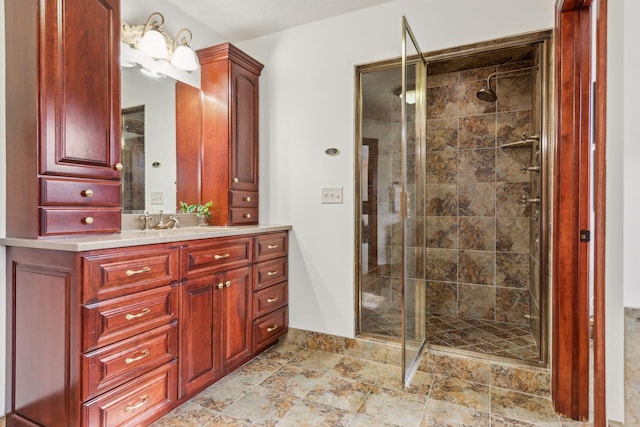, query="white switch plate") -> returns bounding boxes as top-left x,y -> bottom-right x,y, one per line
321,187 -> 343,204
150,192 -> 164,204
